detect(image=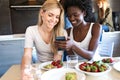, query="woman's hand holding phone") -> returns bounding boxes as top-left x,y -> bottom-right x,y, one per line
55,36 -> 66,50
